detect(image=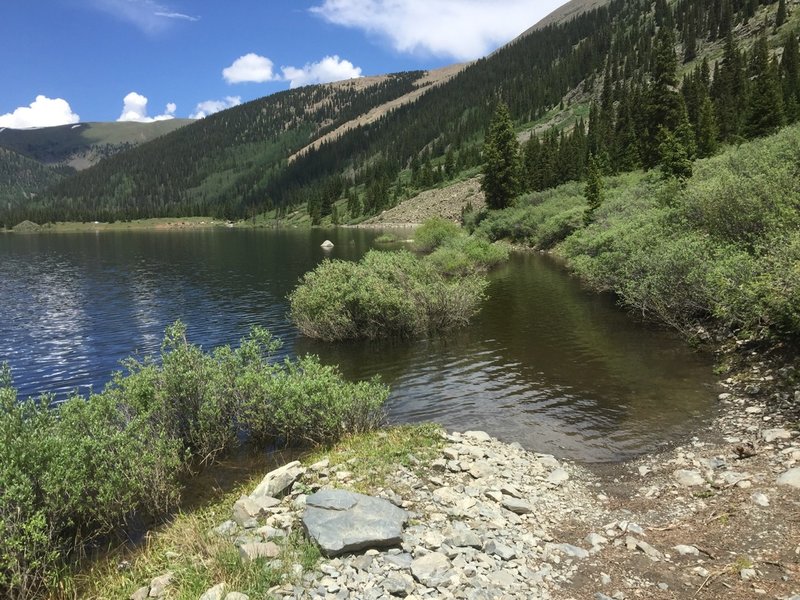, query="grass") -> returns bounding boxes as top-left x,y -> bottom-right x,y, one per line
12,217 -> 226,233
71,424 -> 442,600
71,473 -> 316,600
305,423 -> 444,493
